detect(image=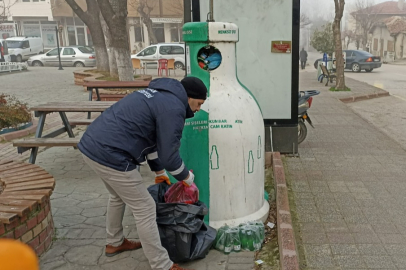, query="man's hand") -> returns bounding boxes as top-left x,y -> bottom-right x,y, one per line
155,171 -> 171,185
182,171 -> 194,187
